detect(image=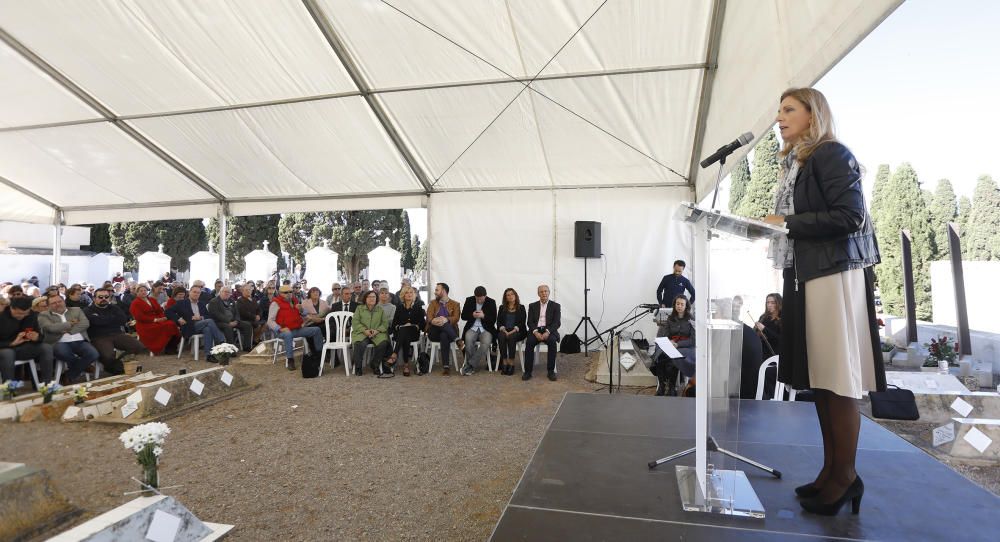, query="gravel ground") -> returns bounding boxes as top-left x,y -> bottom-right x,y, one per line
2,351 -> 601,541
